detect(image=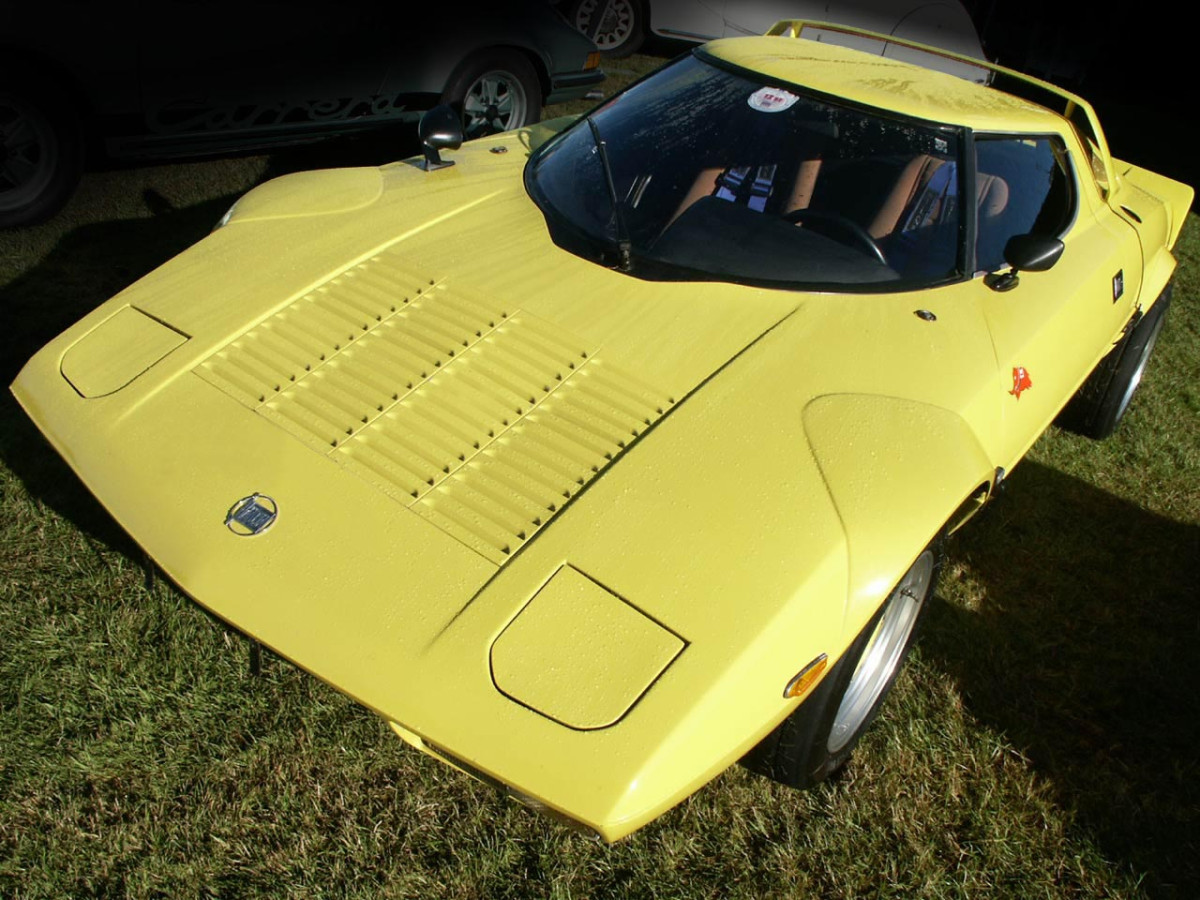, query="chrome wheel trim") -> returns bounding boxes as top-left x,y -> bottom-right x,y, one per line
827,550 -> 934,755
461,70 -> 528,139
0,93 -> 59,214
573,0 -> 637,52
